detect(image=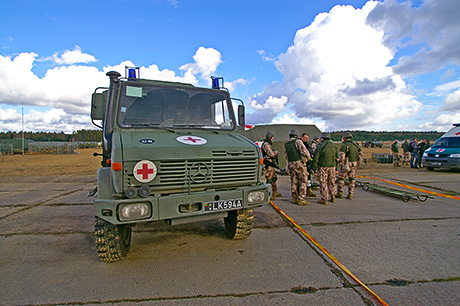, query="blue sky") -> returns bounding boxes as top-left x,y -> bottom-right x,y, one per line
1,0 -> 459,133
